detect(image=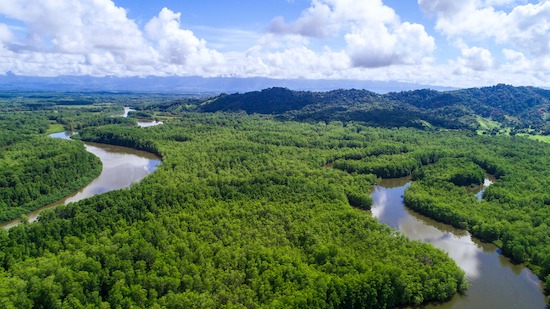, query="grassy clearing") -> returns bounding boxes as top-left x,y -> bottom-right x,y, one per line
45,123 -> 65,134
526,135 -> 550,143
475,116 -> 515,136
476,116 -> 501,130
